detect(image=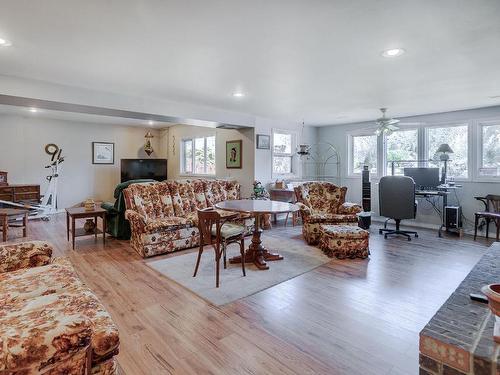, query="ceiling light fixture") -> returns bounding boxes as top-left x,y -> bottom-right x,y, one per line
382,48 -> 405,58
28,107 -> 38,113
148,120 -> 155,126
489,95 -> 500,99
232,92 -> 245,98
0,38 -> 12,47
